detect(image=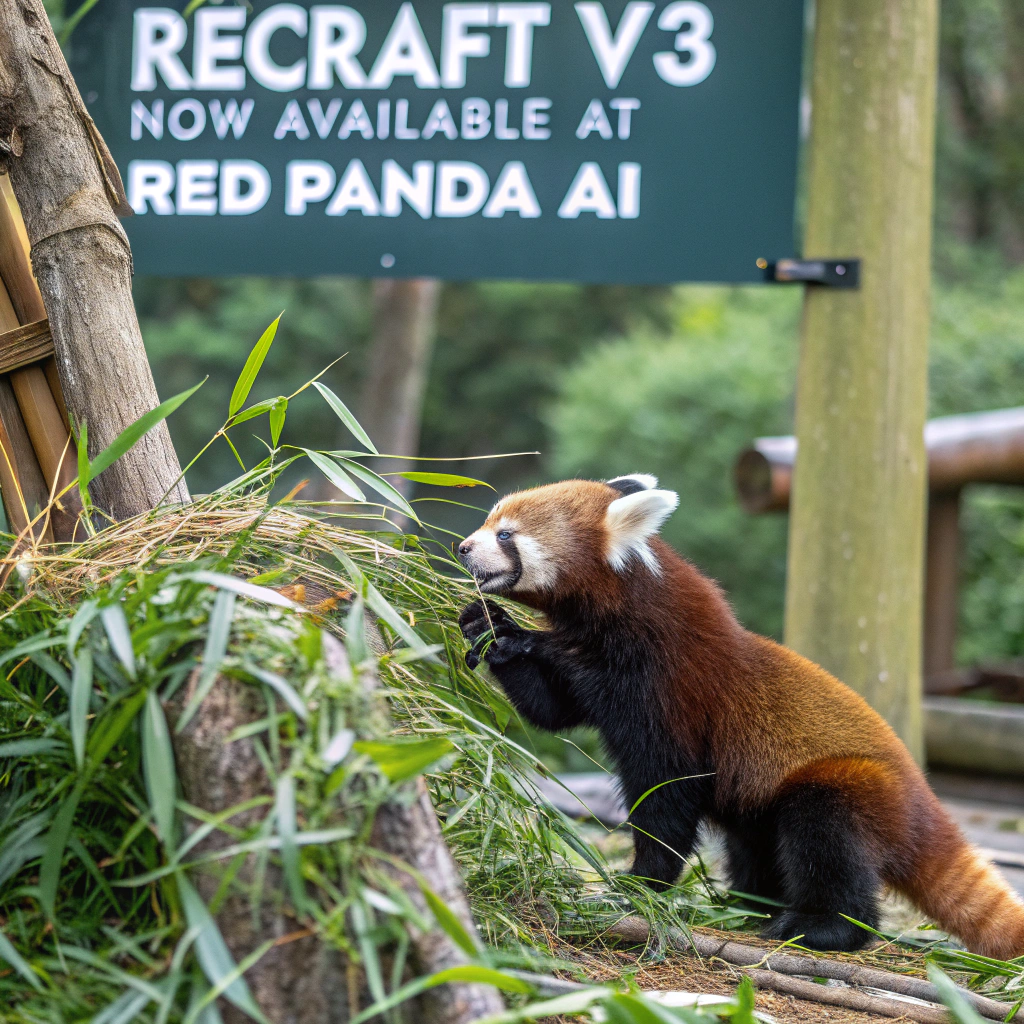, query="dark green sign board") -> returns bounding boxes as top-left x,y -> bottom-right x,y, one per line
69,1 -> 803,282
